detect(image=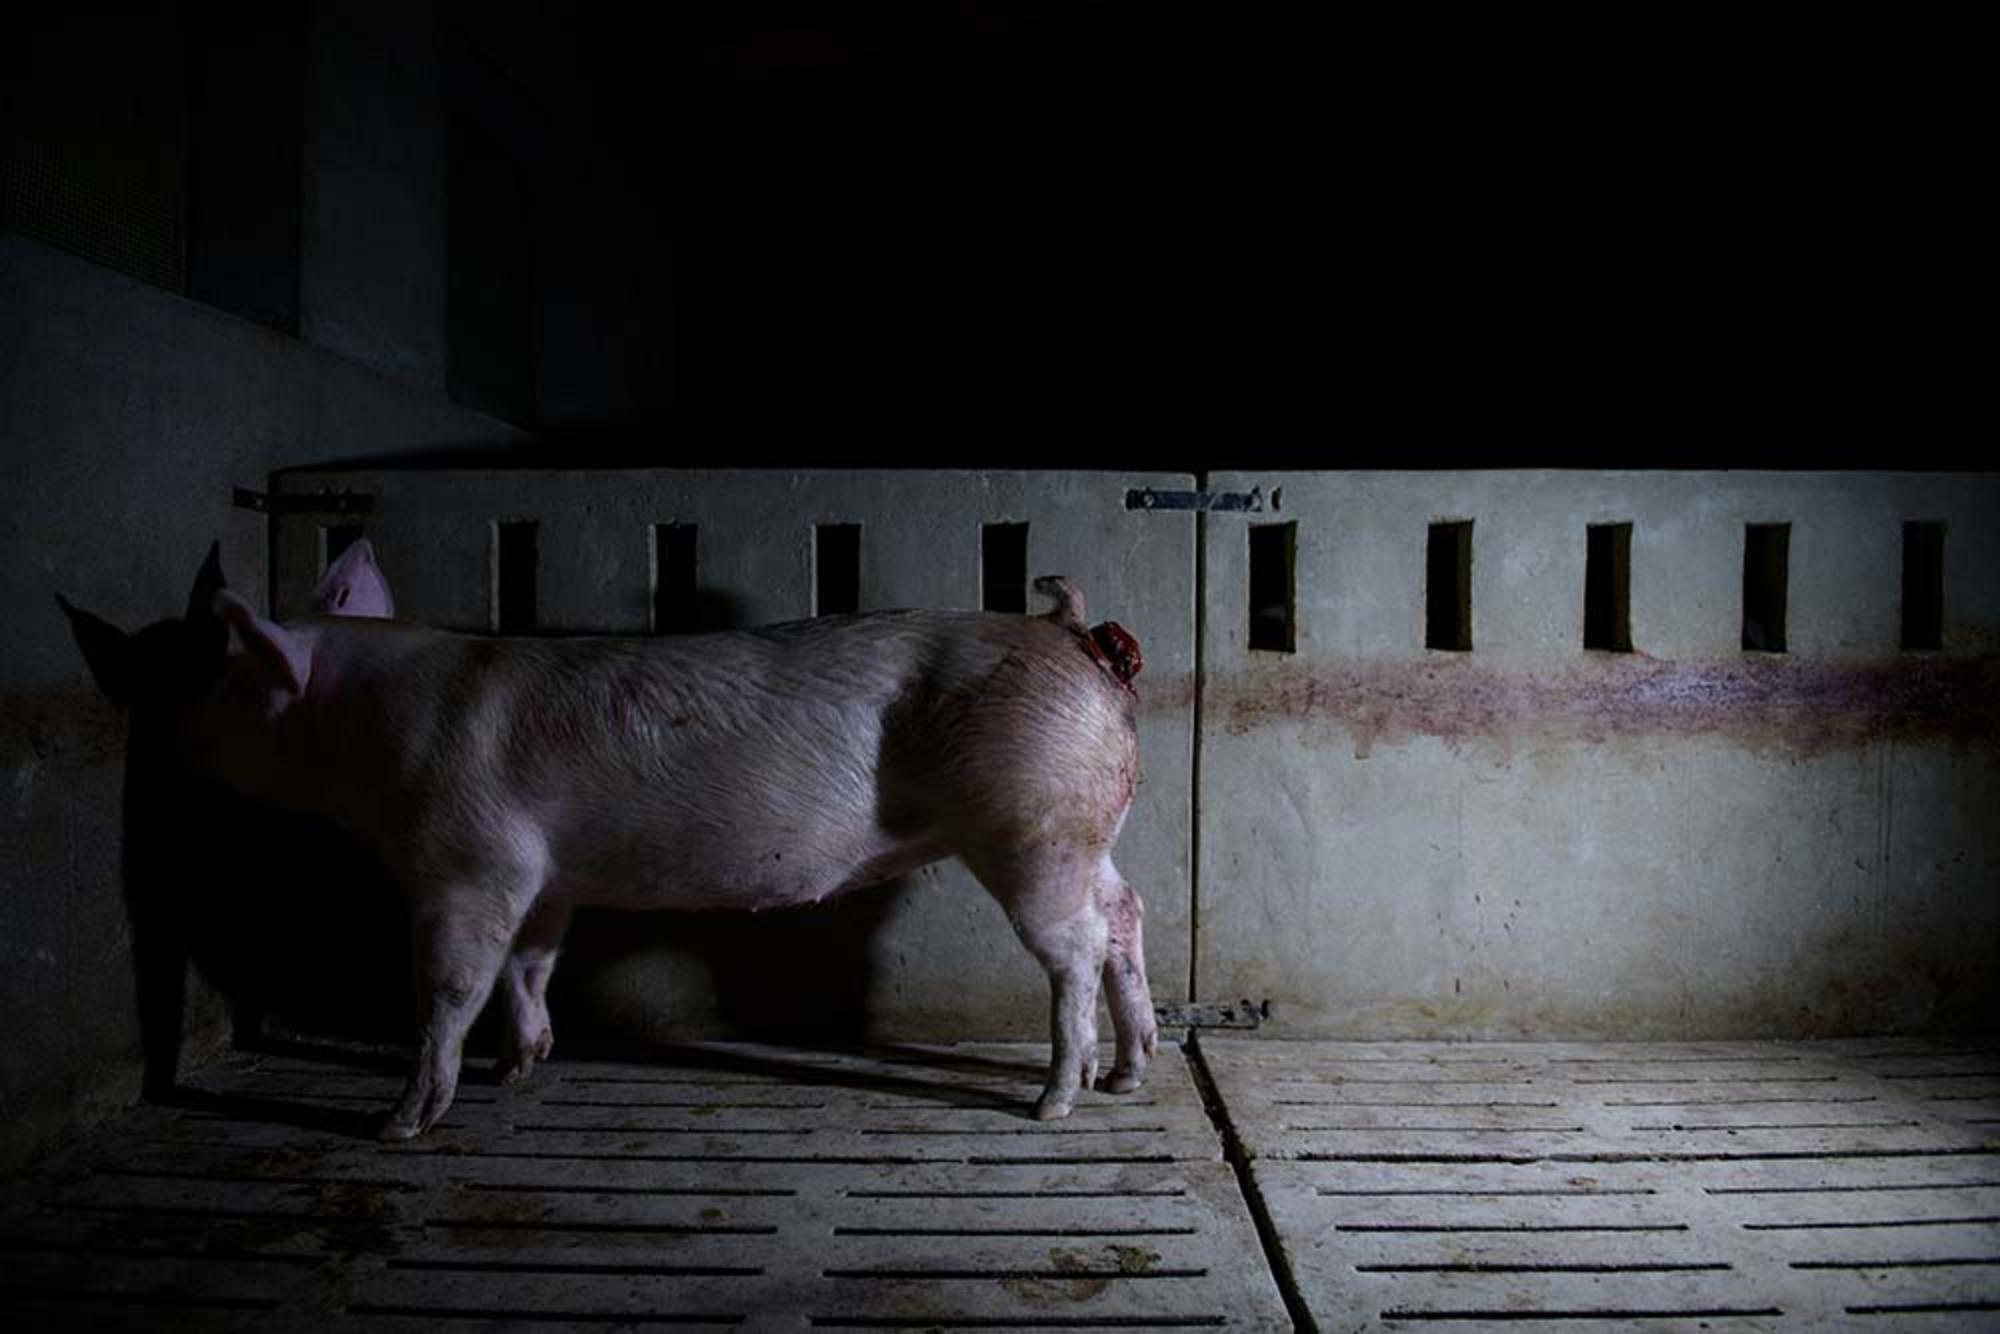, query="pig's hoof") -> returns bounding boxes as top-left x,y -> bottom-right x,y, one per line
376,1115 -> 422,1143
1031,1092 -> 1075,1121
1102,1068 -> 1144,1094
499,1028 -> 552,1085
